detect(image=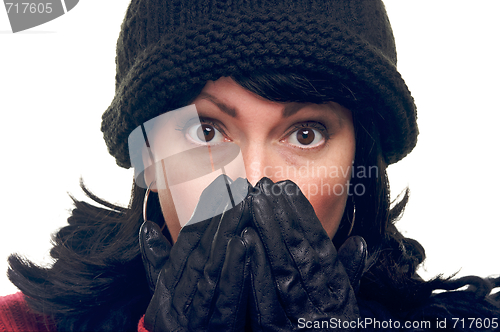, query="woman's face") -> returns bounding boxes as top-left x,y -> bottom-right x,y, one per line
151,77 -> 355,243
